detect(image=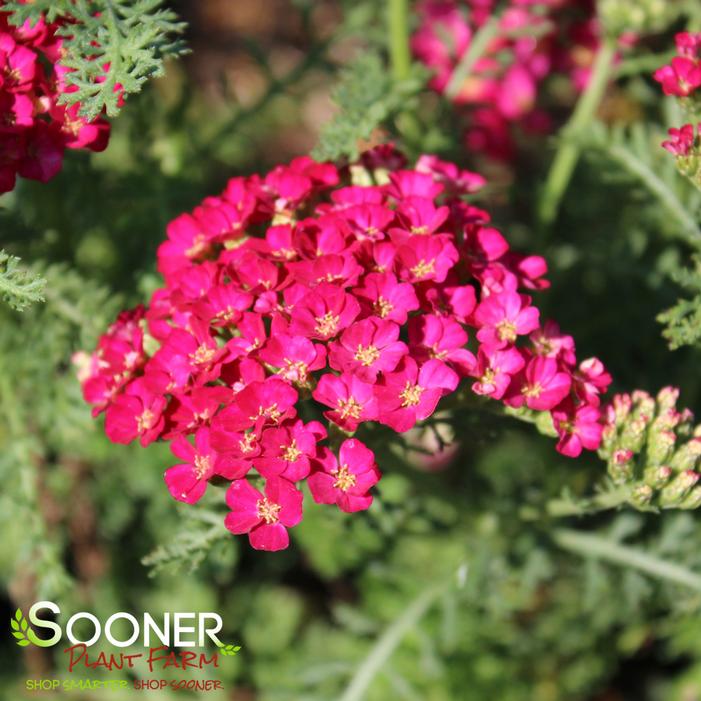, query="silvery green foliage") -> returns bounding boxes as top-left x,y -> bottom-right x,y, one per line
5,0 -> 187,120
0,250 -> 46,312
